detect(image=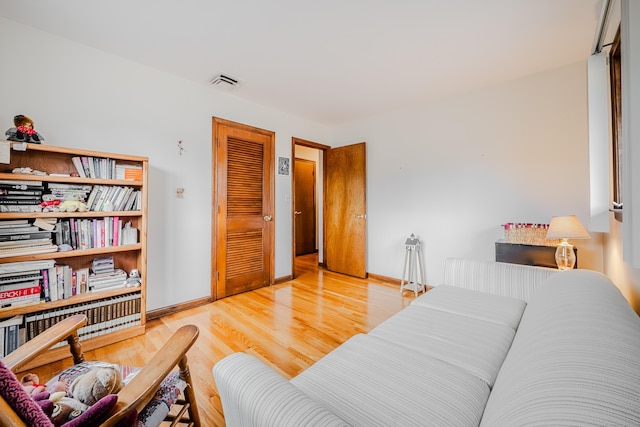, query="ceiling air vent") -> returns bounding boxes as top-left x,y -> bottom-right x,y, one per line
210,74 -> 240,90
